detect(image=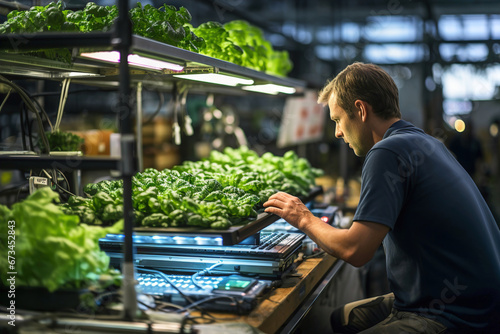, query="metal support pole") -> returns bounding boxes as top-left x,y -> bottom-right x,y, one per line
114,0 -> 137,321
136,82 -> 143,172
